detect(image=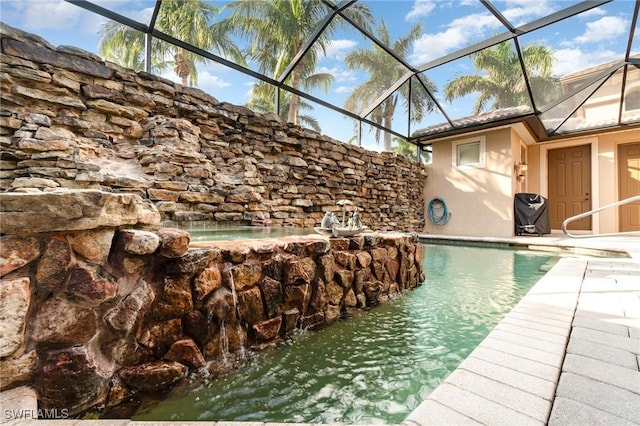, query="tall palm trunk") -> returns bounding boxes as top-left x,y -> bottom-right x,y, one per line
174,49 -> 191,86
287,65 -> 302,124
383,96 -> 396,151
